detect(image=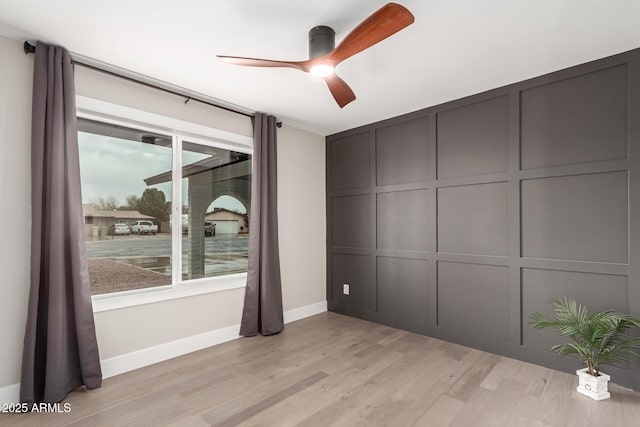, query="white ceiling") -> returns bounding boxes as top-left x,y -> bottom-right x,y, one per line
1,0 -> 639,136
